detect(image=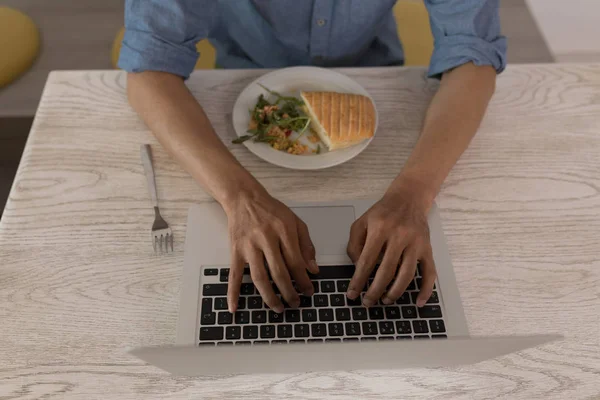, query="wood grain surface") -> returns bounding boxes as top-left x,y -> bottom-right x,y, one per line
1,65 -> 599,399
